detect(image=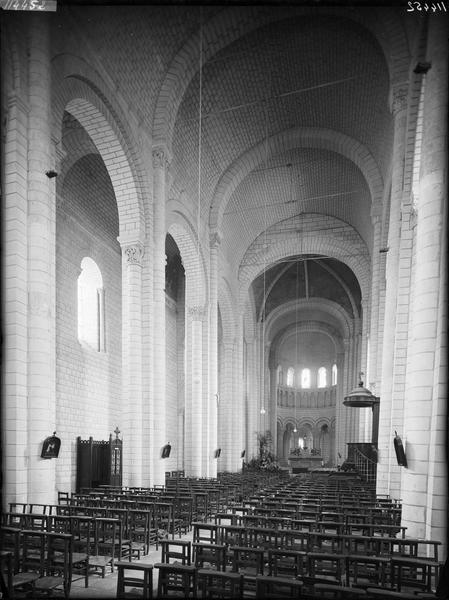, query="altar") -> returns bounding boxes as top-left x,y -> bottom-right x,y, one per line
288,453 -> 323,473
